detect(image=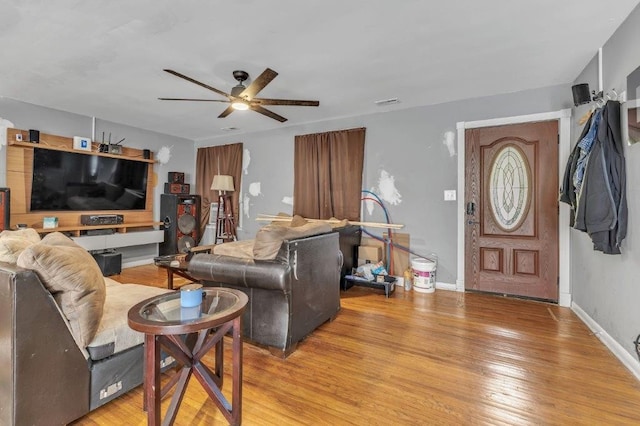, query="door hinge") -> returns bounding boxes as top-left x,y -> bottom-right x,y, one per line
557,276 -> 560,287
557,134 -> 560,144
